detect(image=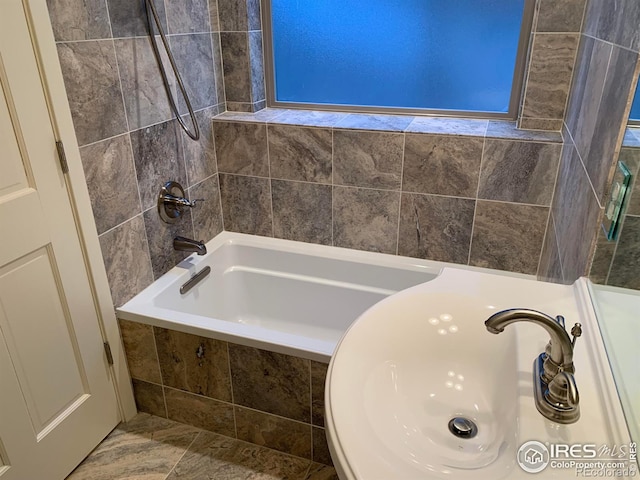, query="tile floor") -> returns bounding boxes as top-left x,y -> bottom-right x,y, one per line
66,413 -> 338,480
